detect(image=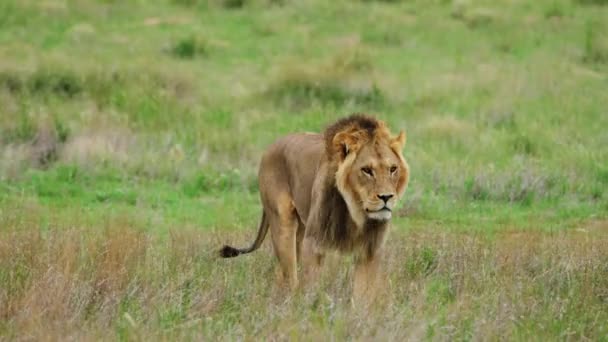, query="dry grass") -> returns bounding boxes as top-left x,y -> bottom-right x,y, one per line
462,165 -> 566,203
60,129 -> 135,168
1,214 -> 607,340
